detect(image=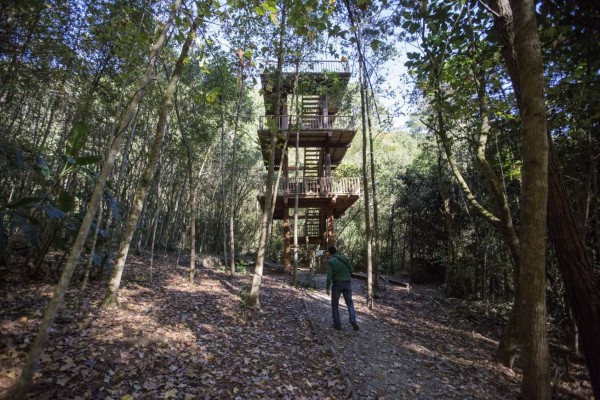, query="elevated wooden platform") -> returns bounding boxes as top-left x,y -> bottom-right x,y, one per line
261,60 -> 351,115
257,117 -> 356,169
259,192 -> 360,220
